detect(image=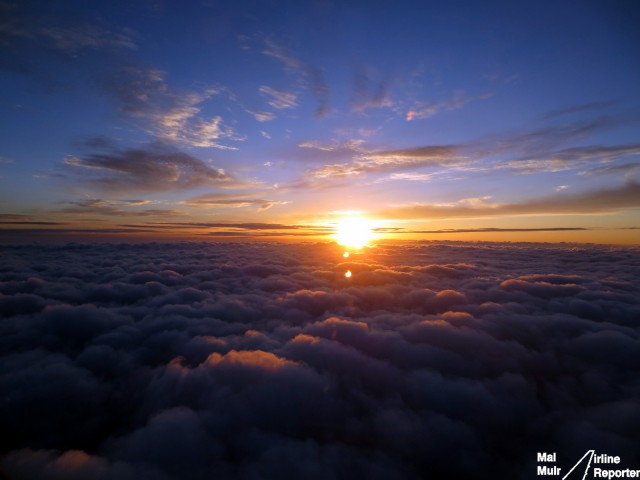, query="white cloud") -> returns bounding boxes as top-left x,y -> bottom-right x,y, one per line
259,86 -> 298,110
